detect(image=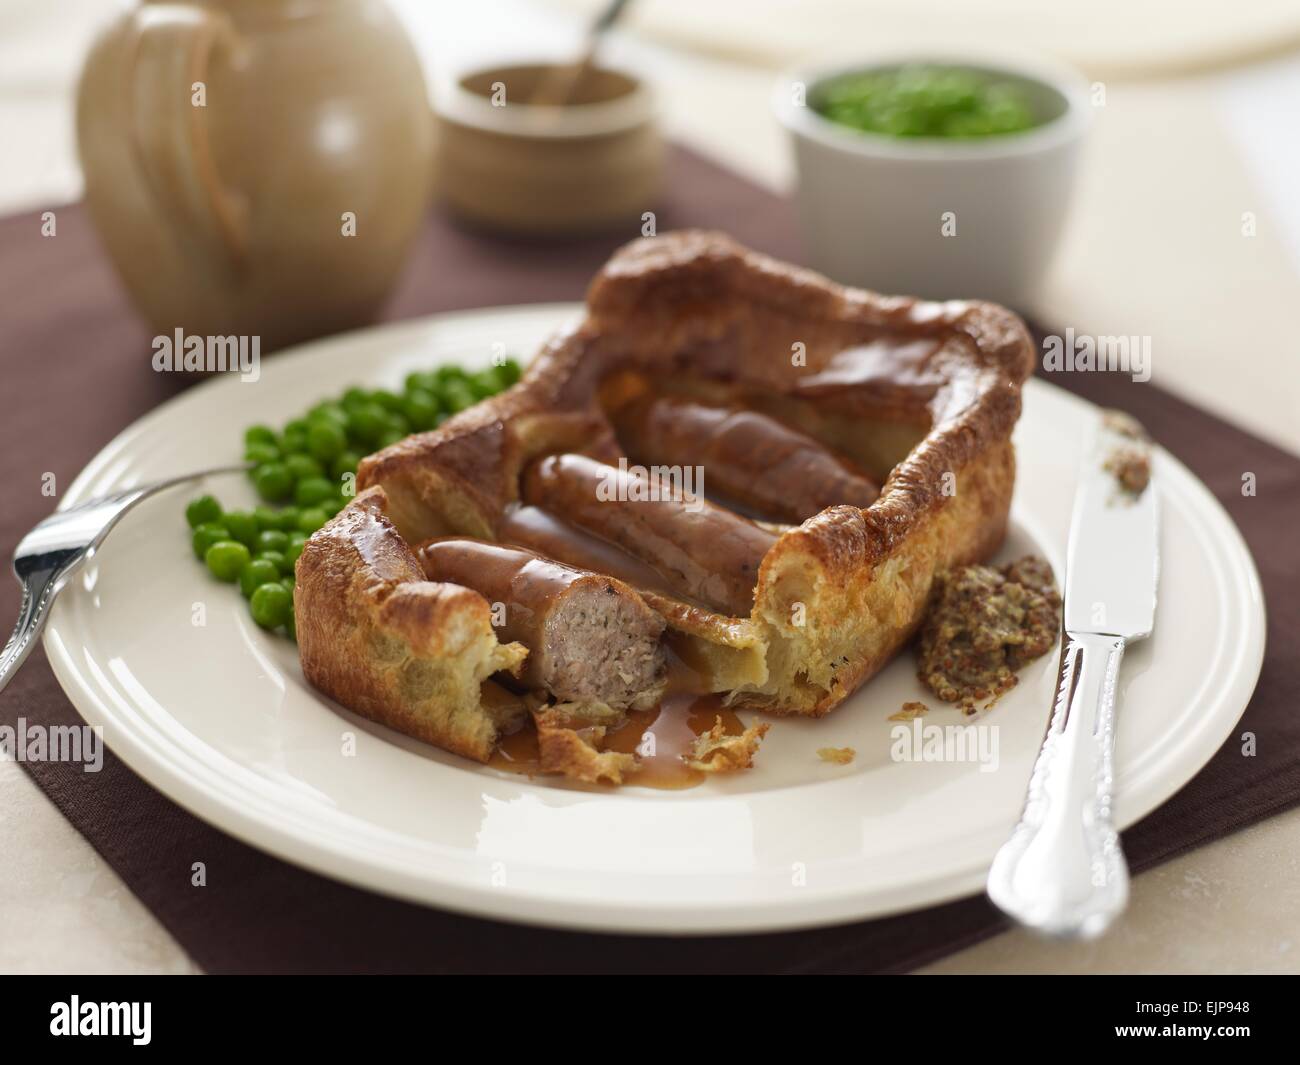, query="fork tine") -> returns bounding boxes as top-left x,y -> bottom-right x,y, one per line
3,463 -> 251,692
